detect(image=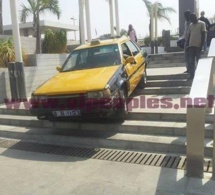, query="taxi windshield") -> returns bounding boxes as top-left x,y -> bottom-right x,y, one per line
61,44 -> 121,72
